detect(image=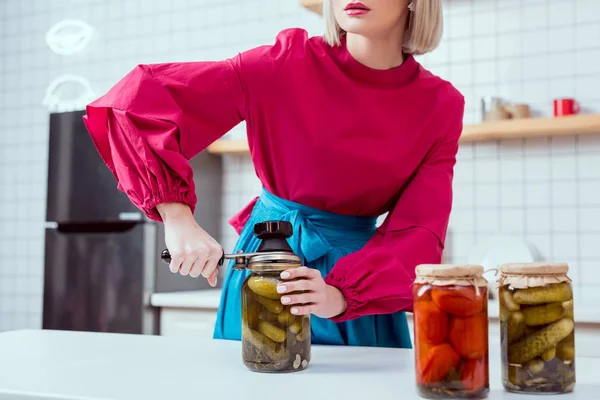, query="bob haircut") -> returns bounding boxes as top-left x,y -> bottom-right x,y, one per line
323,0 -> 443,55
